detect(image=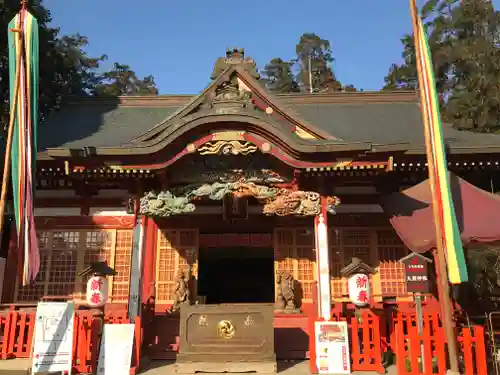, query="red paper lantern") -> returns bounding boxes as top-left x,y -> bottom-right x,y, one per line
347,273 -> 370,307
86,276 -> 108,307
